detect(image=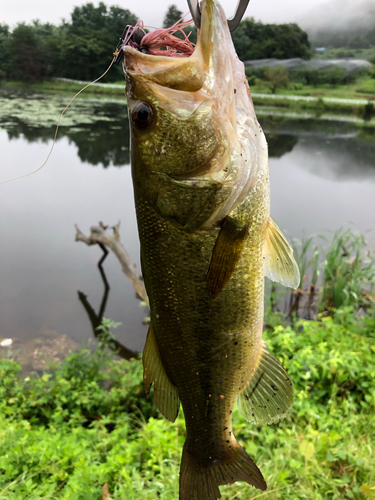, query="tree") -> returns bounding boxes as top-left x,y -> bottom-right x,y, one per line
263,66 -> 290,94
232,18 -> 311,61
9,24 -> 48,82
163,5 -> 184,28
70,2 -> 108,33
0,24 -> 11,81
49,3 -> 138,81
